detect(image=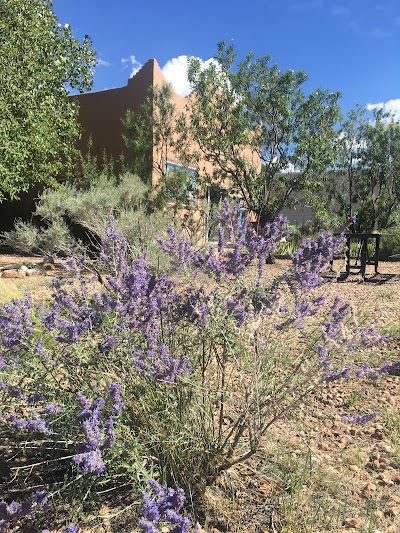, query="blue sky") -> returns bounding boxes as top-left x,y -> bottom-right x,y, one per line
53,0 -> 400,119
